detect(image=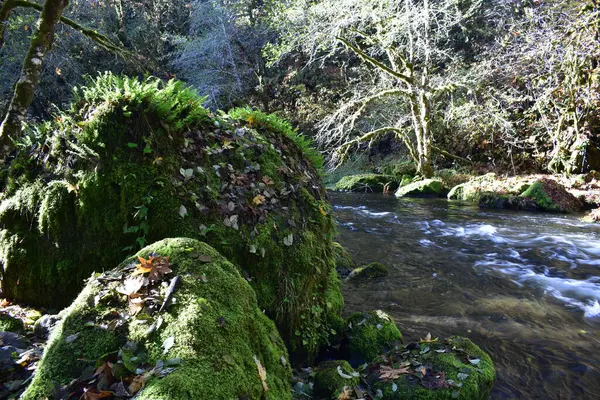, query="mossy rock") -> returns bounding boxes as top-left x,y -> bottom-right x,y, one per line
520,179 -> 582,212
313,360 -> 359,399
400,175 -> 414,188
333,174 -> 400,193
478,192 -> 538,212
0,313 -> 24,333
22,238 -> 292,399
347,262 -> 388,282
342,310 -> 402,366
0,74 -> 341,357
447,173 -> 498,201
333,242 -> 356,279
395,179 -> 444,198
366,336 -> 495,400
